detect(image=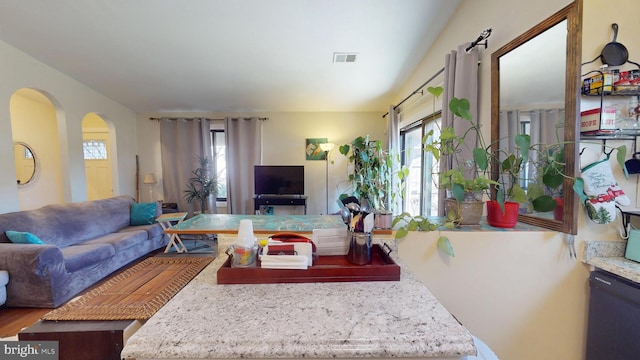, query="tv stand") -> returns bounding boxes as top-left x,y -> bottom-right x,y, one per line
254,195 -> 307,214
